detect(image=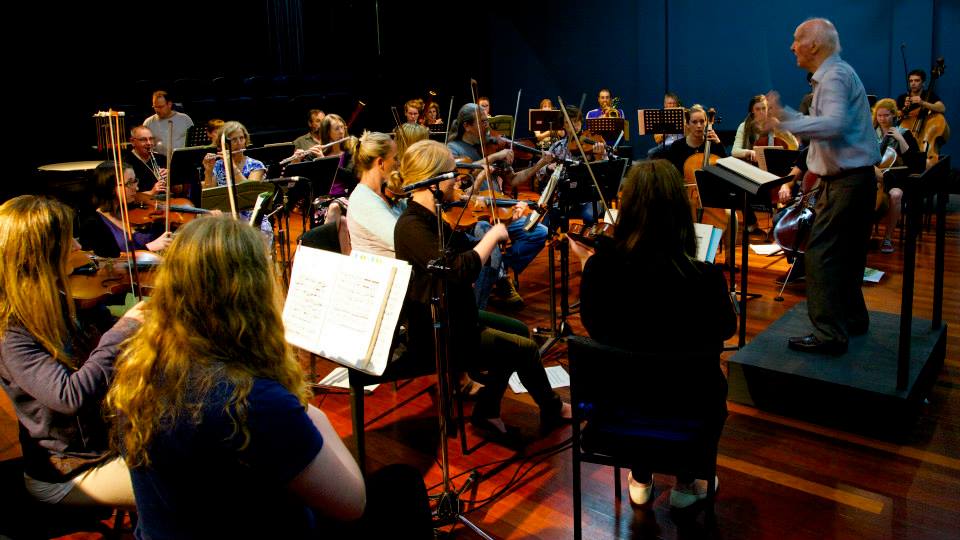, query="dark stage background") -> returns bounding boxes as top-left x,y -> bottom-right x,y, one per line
8,0 -> 957,199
